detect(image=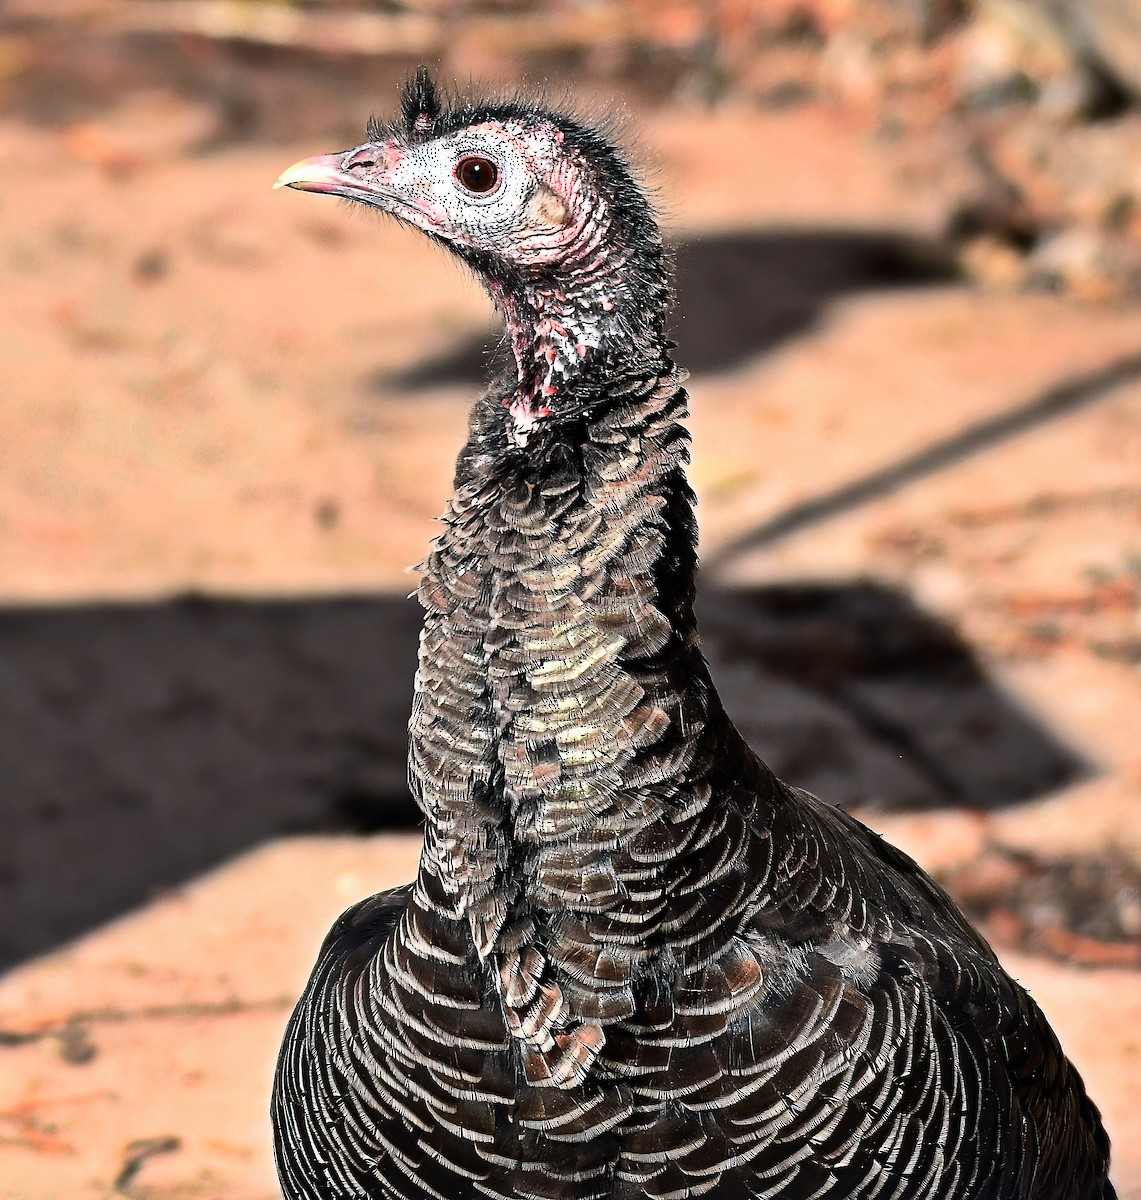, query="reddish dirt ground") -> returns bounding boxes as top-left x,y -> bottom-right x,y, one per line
1,36 -> 1140,1200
